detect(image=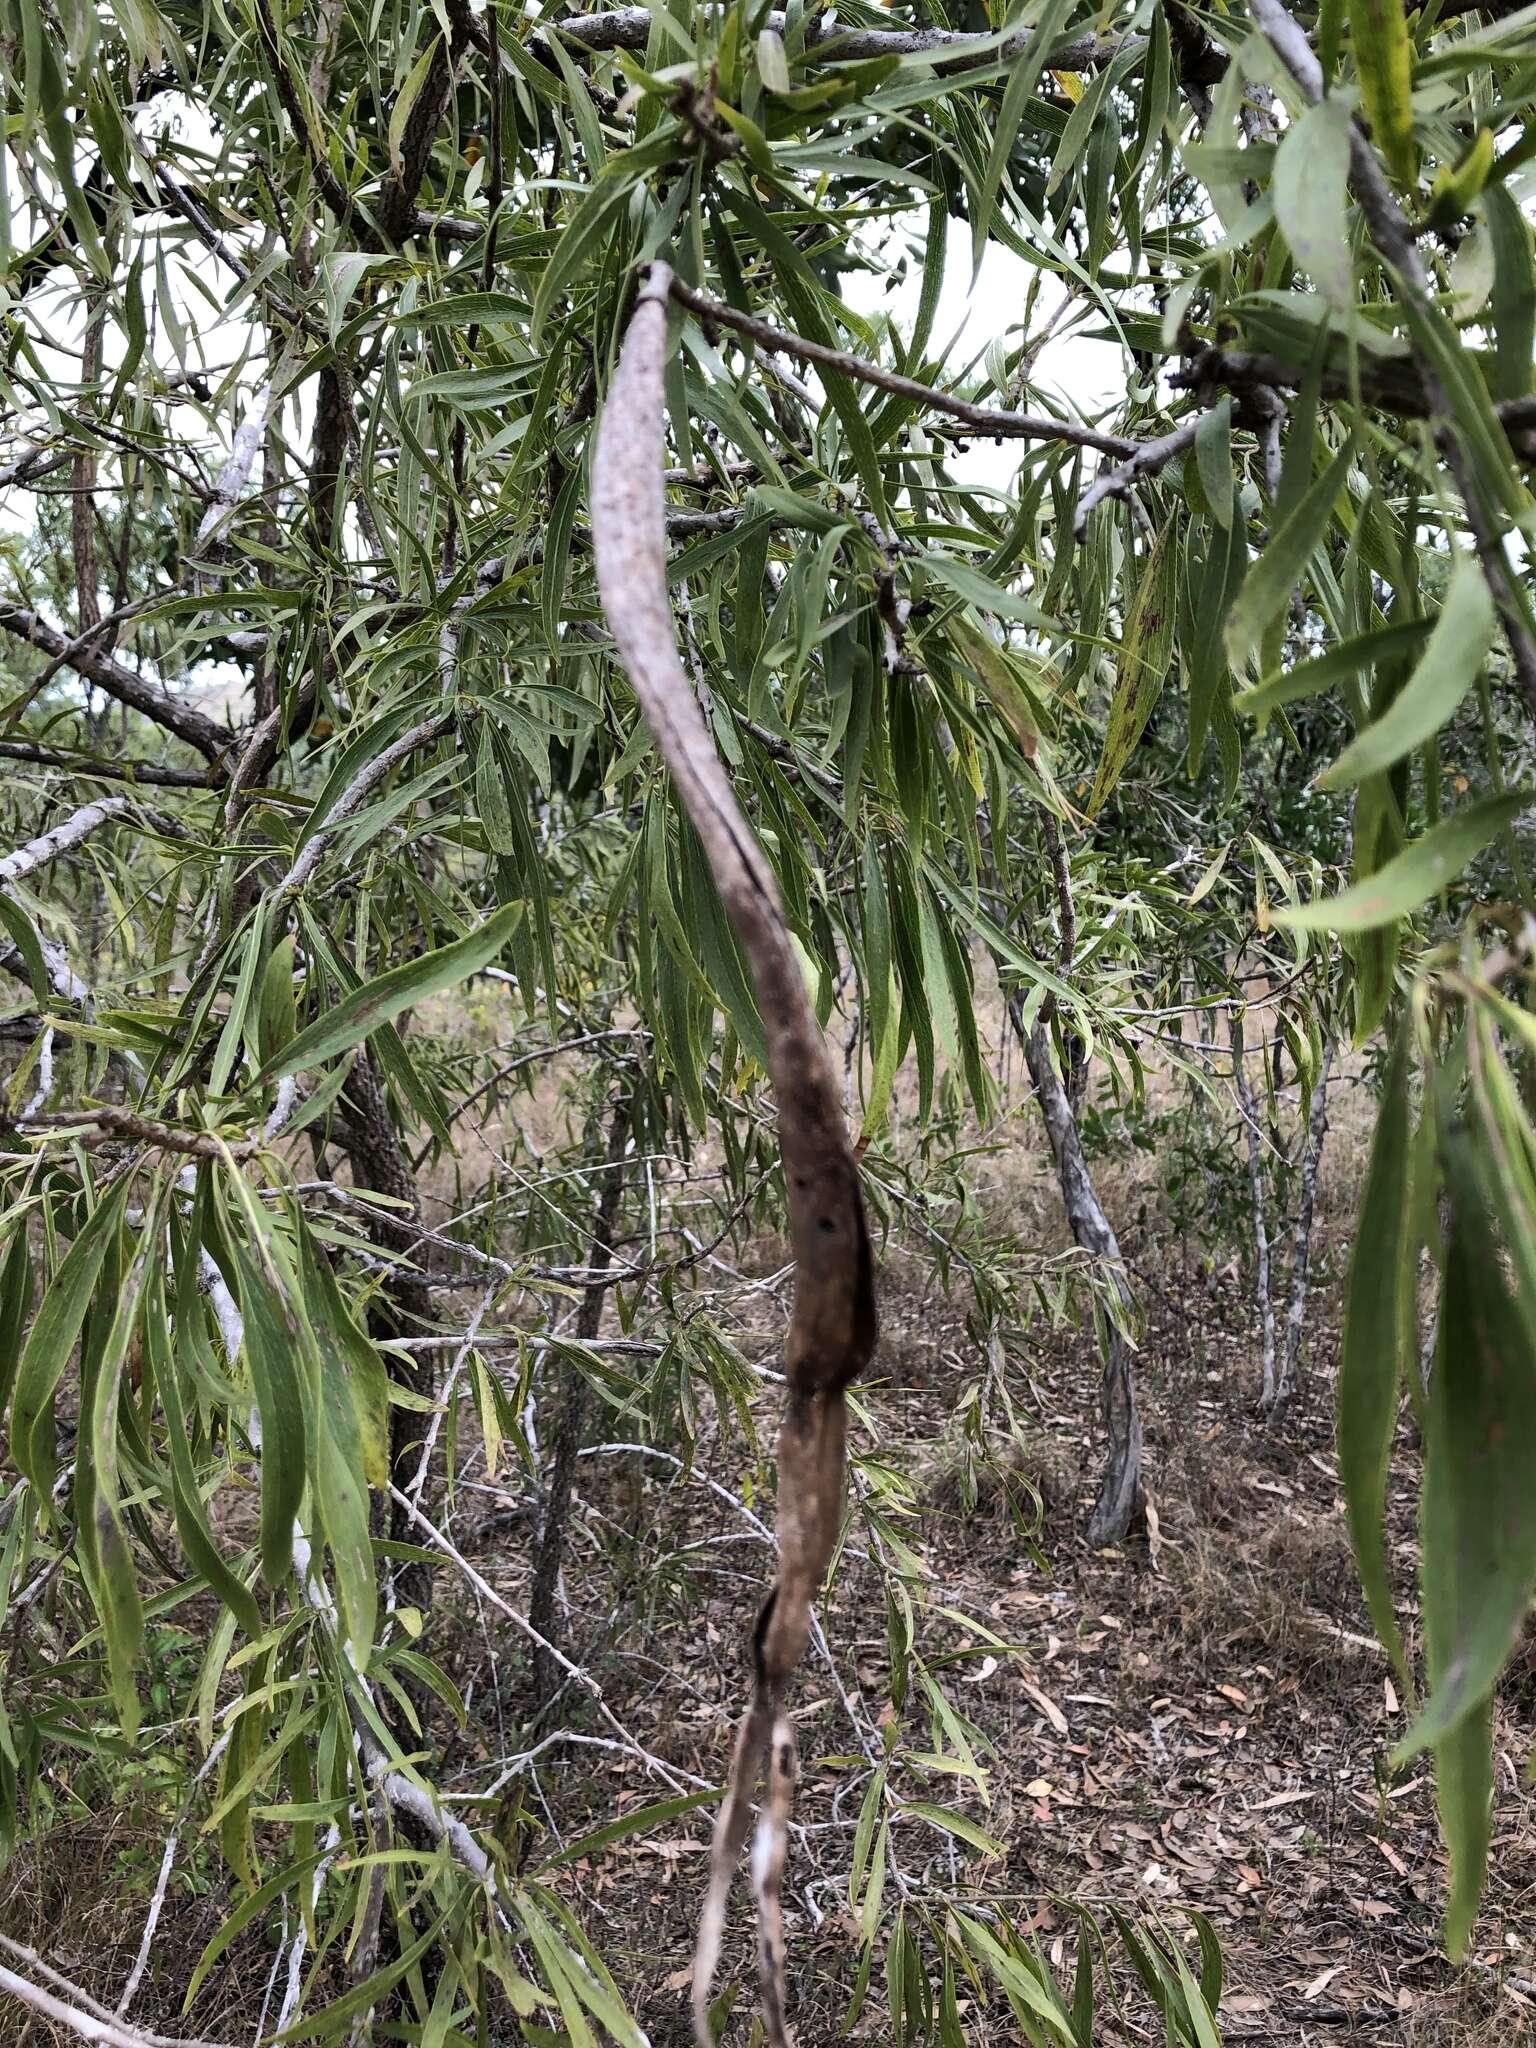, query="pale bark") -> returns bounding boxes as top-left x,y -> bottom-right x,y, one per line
592,263 -> 876,2048
1230,1015 -> 1277,1409
1273,1048 -> 1333,1415
1016,1007 -> 1143,1546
